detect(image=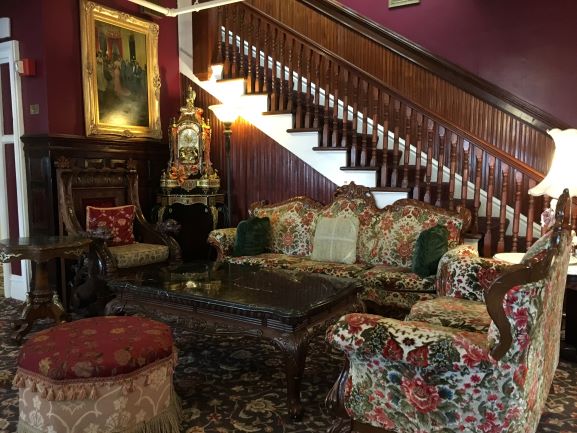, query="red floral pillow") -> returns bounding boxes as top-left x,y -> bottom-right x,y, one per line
86,205 -> 135,246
